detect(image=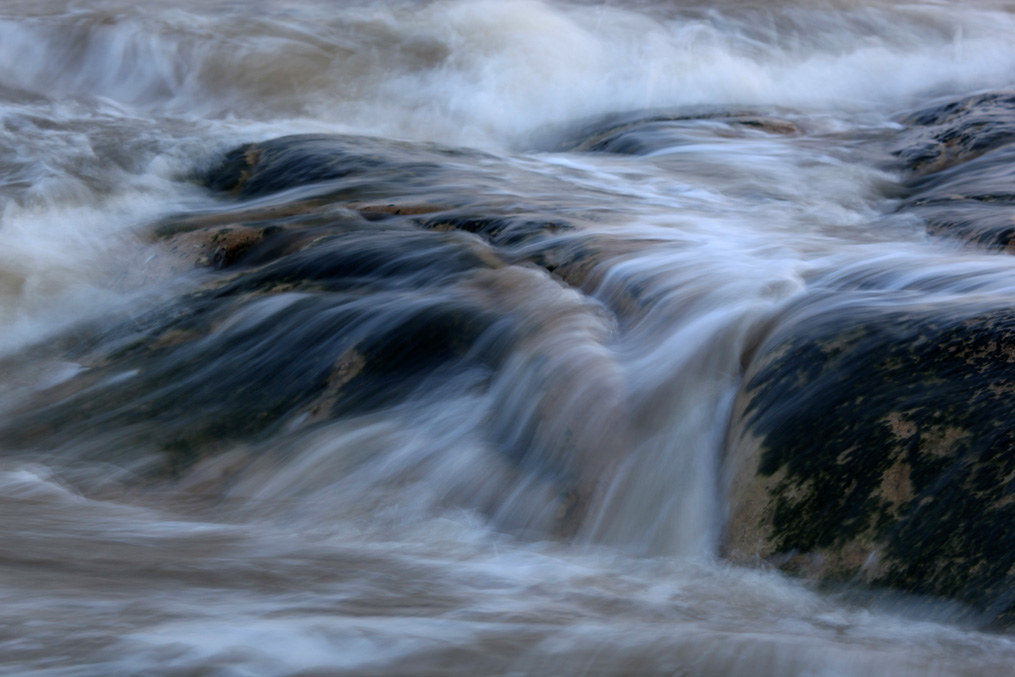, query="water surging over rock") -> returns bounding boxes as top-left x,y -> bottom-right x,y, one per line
5,91 -> 1015,635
